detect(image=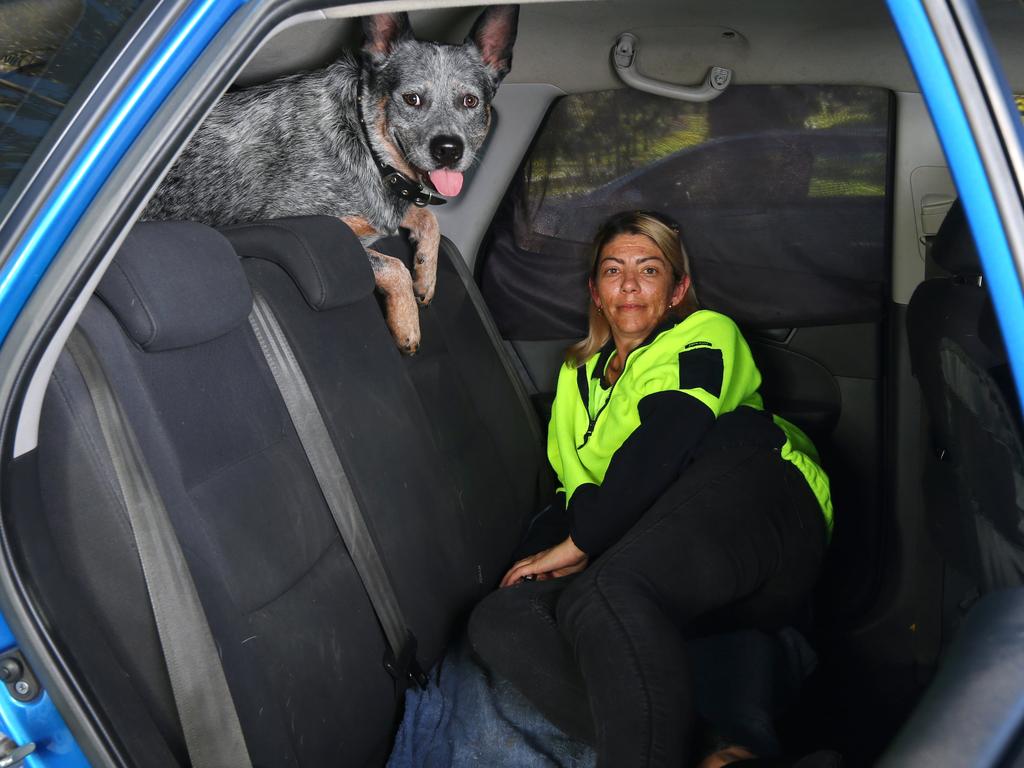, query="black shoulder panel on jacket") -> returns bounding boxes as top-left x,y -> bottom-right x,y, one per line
679,347 -> 724,398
